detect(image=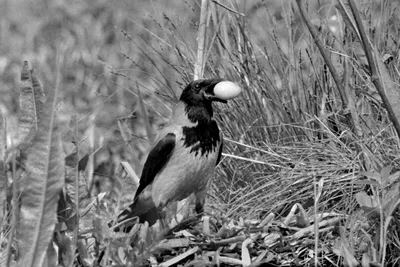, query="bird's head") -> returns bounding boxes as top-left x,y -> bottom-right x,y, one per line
180,78 -> 241,105
179,78 -> 241,122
